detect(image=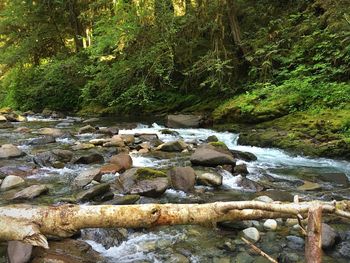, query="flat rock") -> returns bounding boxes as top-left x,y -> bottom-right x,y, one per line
12,184 -> 49,200
28,136 -> 56,145
72,142 -> 95,151
0,175 -> 25,191
38,128 -> 64,137
74,168 -> 102,187
297,180 -> 322,191
0,144 -> 24,159
167,114 -> 203,128
190,146 -> 235,166
129,178 -> 169,197
76,183 -> 110,202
